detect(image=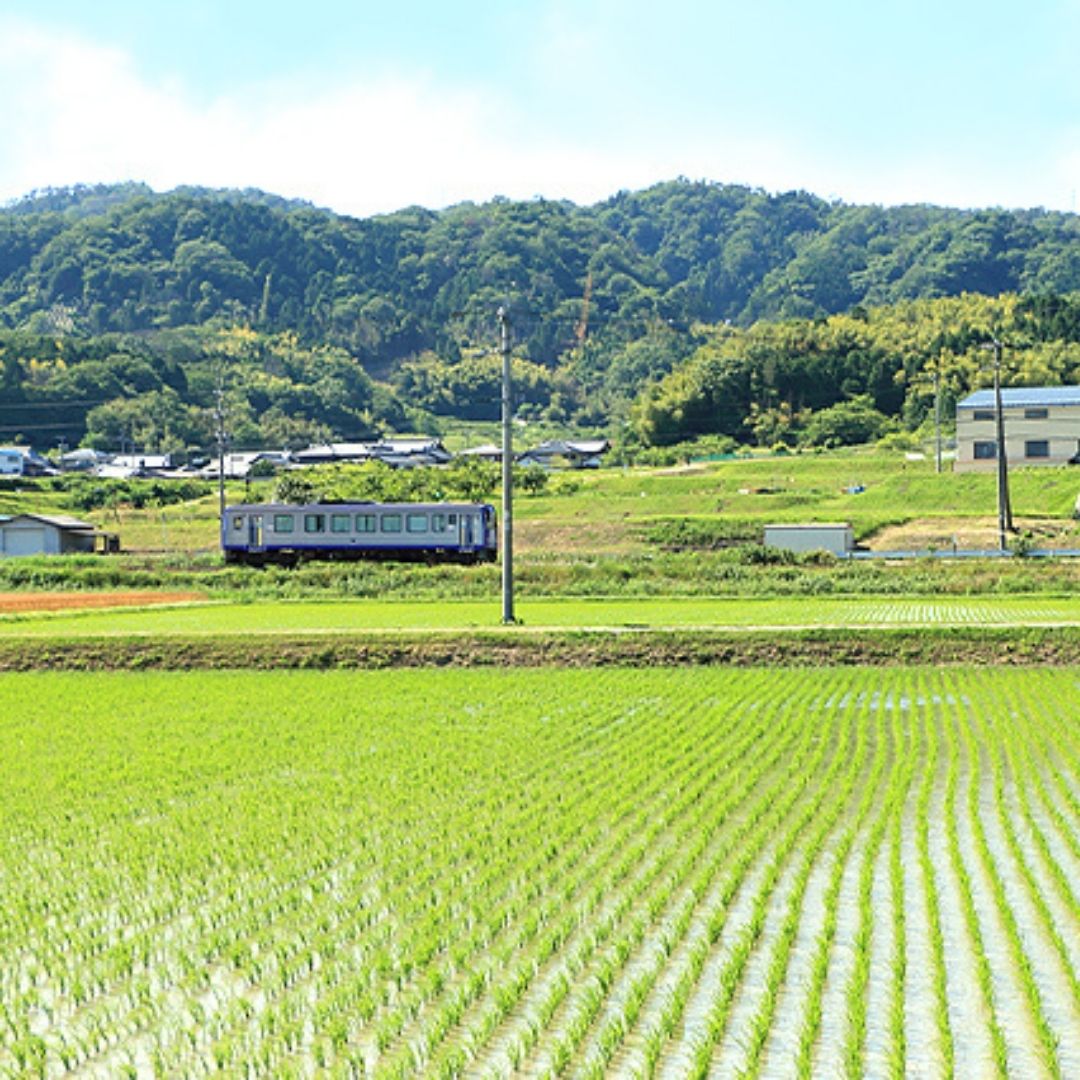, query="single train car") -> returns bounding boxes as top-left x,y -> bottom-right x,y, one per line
222,502 -> 497,565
